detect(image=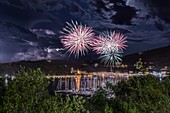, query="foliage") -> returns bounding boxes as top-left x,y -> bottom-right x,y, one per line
104,103 -> 113,113
33,94 -> 87,113
0,67 -> 87,113
59,95 -> 87,113
1,67 -> 49,113
1,67 -> 170,113
0,77 -> 4,112
87,75 -> 170,113
112,75 -> 170,113
89,88 -> 108,113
